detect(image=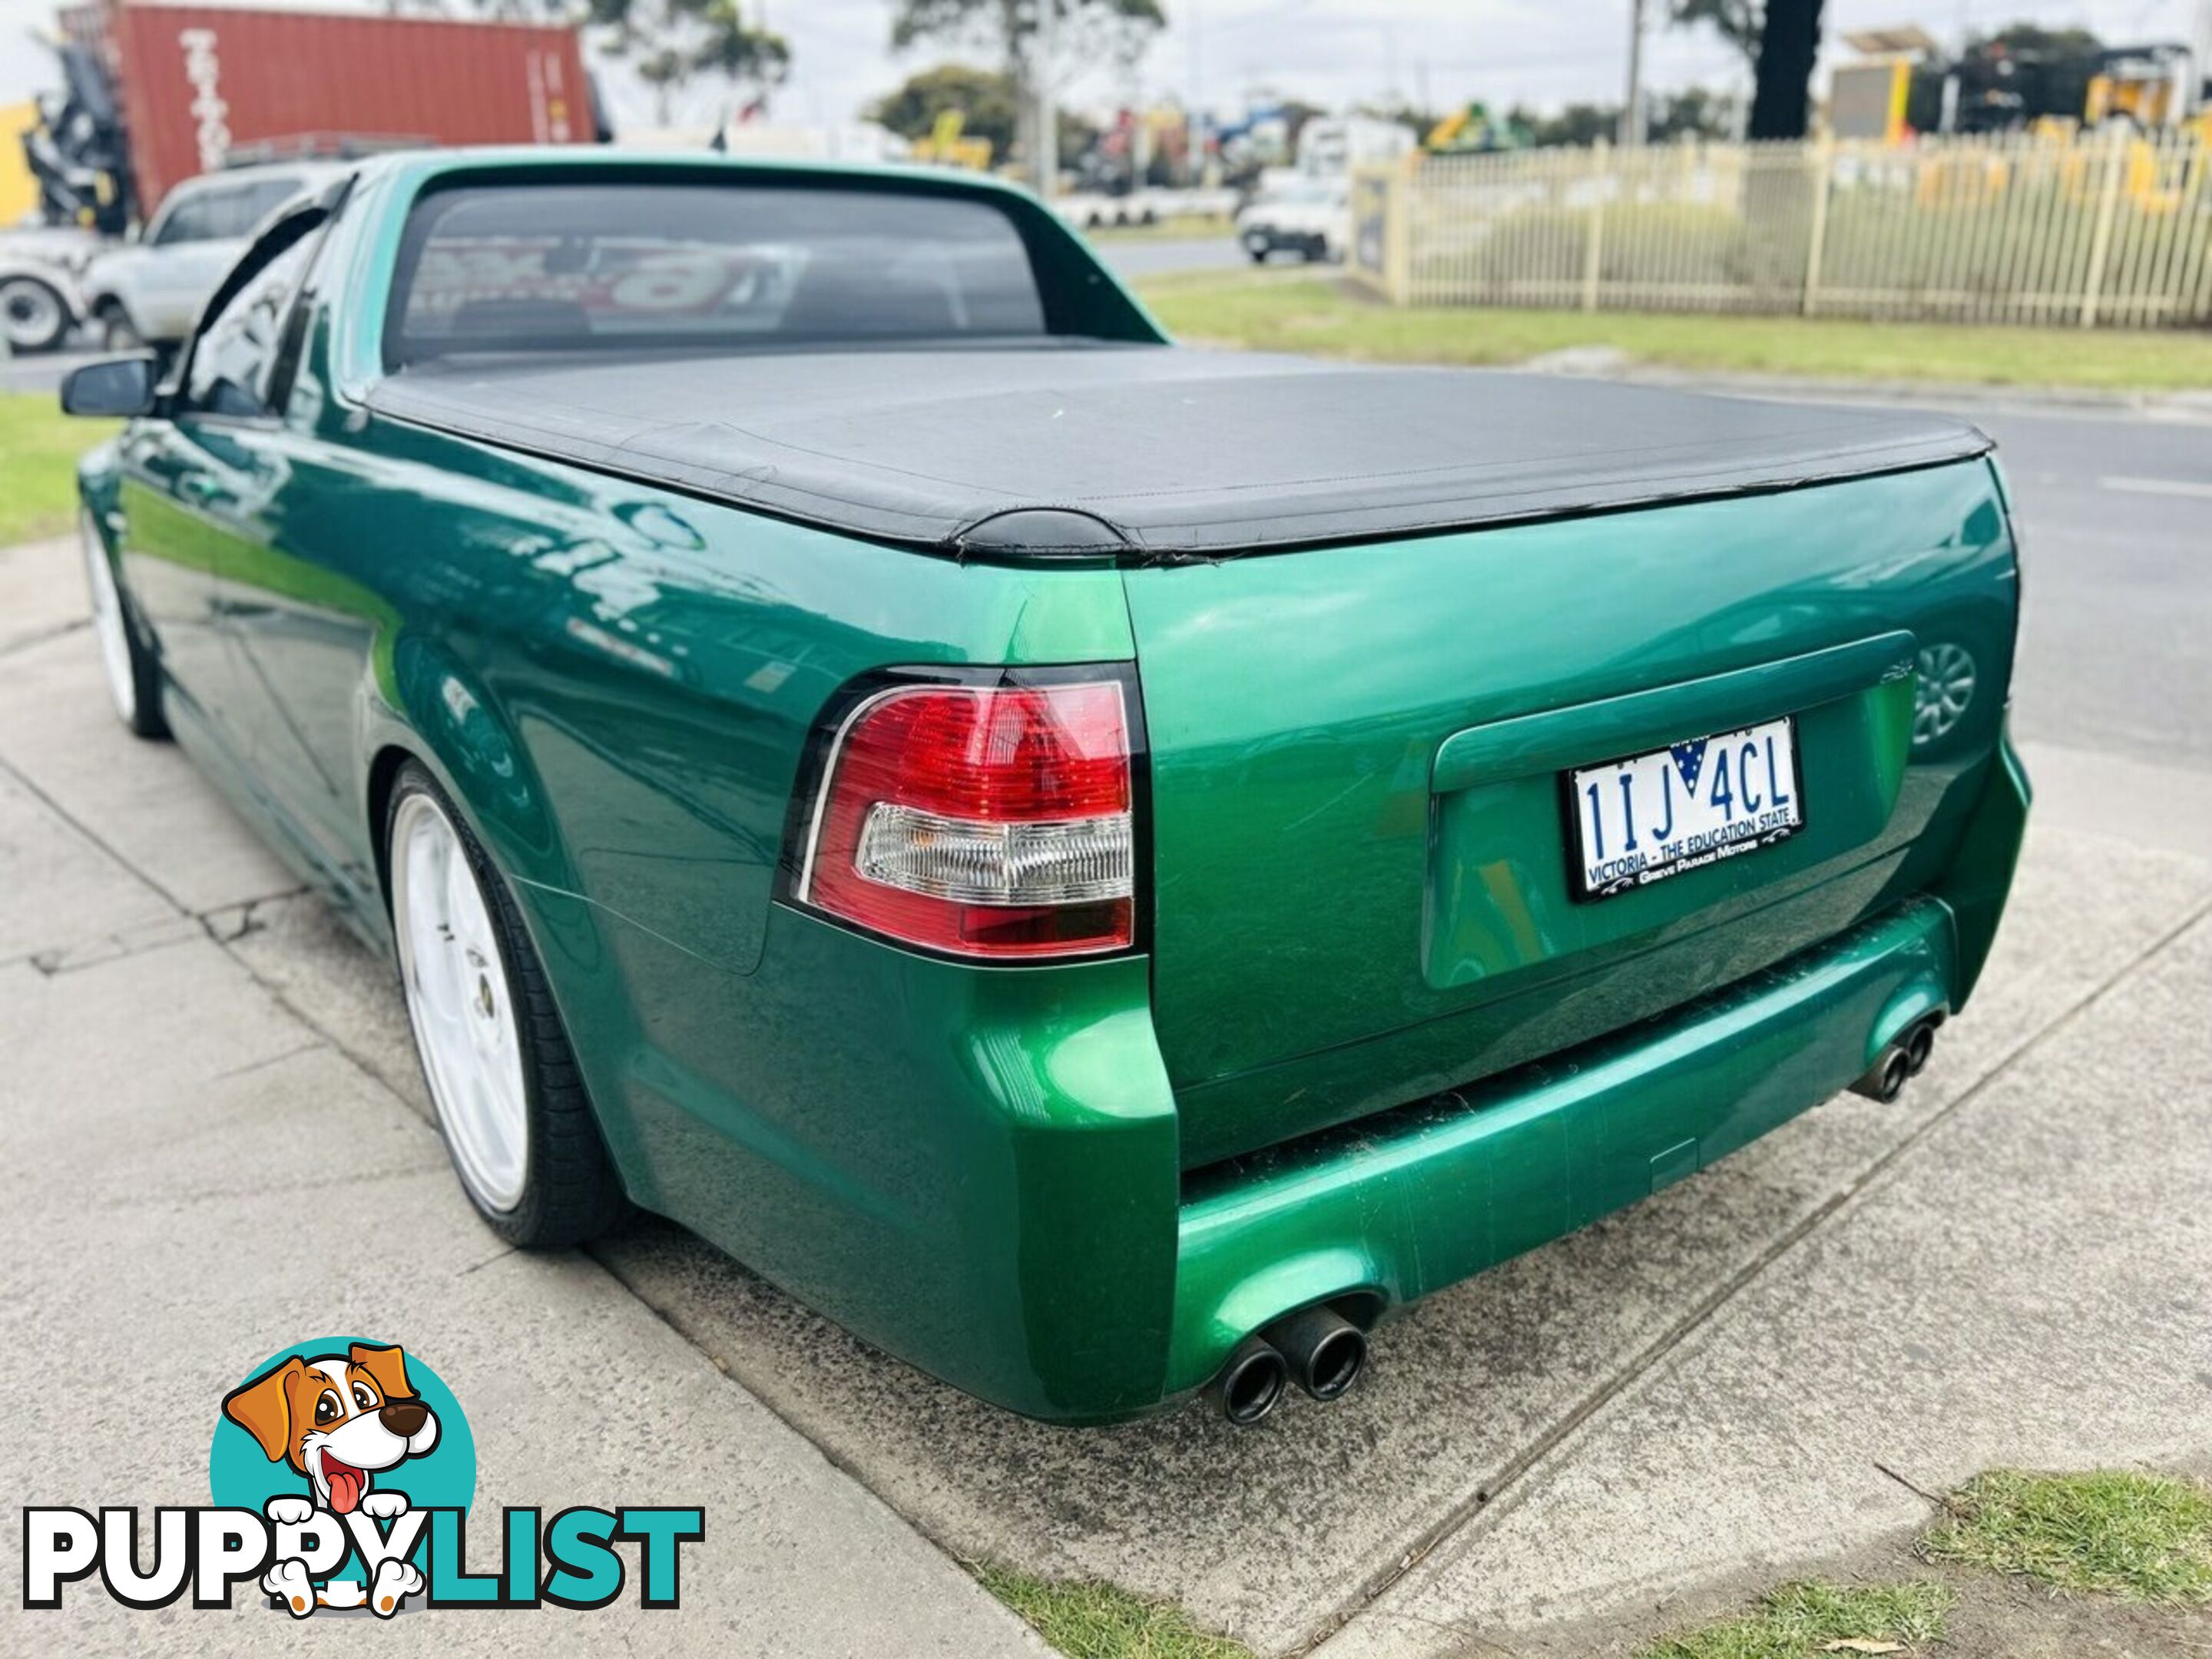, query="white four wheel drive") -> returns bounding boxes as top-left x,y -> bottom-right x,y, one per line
81,161 -> 347,349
